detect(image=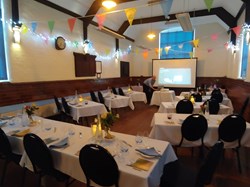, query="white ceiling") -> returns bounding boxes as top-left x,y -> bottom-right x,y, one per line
47,0 -> 244,40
